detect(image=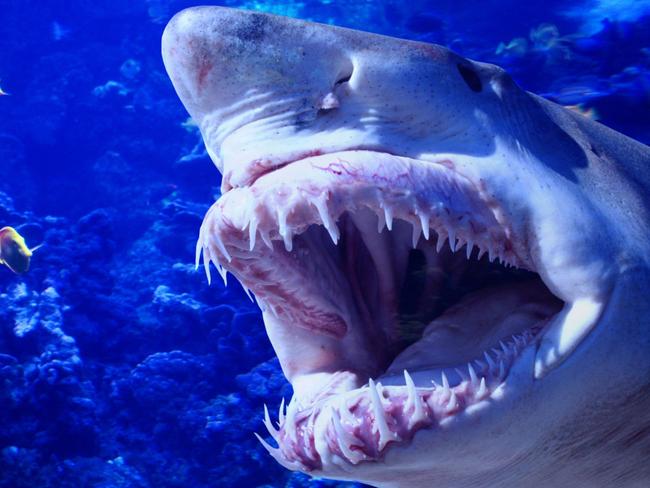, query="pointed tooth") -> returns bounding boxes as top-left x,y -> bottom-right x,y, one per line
278,398 -> 286,427
260,230 -> 273,250
411,222 -> 422,248
466,239 -> 473,259
212,233 -> 232,262
242,285 -> 254,302
383,206 -> 393,231
313,197 -> 339,244
418,213 -> 430,240
467,363 -> 479,386
248,218 -> 258,251
455,367 -> 469,382
441,371 -> 450,390
331,409 -> 362,463
435,233 -> 447,253
488,245 -> 495,262
499,360 -> 507,379
446,390 -> 458,413
202,247 -> 212,285
254,433 -> 303,471
263,404 -> 279,440
194,237 -> 202,271
282,229 -> 293,252
448,229 -> 456,251
500,340 -> 509,355
285,398 -> 298,443
403,370 -> 426,427
484,351 -> 497,372
376,210 -> 386,233
477,247 -> 487,260
368,379 -> 397,450
216,263 -> 228,286
477,377 -> 488,399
